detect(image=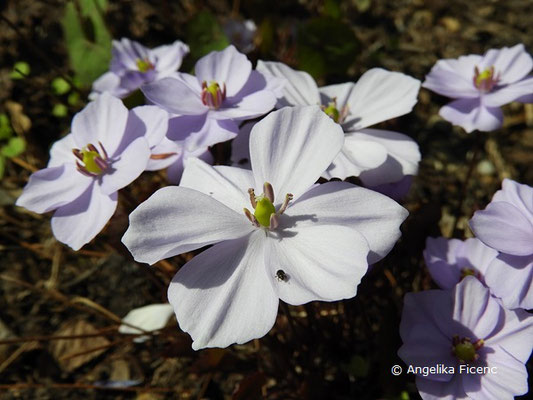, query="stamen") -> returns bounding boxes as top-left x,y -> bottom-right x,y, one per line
278,193 -> 293,215
263,182 -> 274,203
248,188 -> 257,209
136,58 -> 154,73
201,81 -> 226,109
452,336 -> 484,363
473,66 -> 499,92
243,208 -> 260,227
98,141 -> 108,160
72,149 -> 83,161
270,213 -> 279,229
150,152 -> 177,160
72,142 -> 110,176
